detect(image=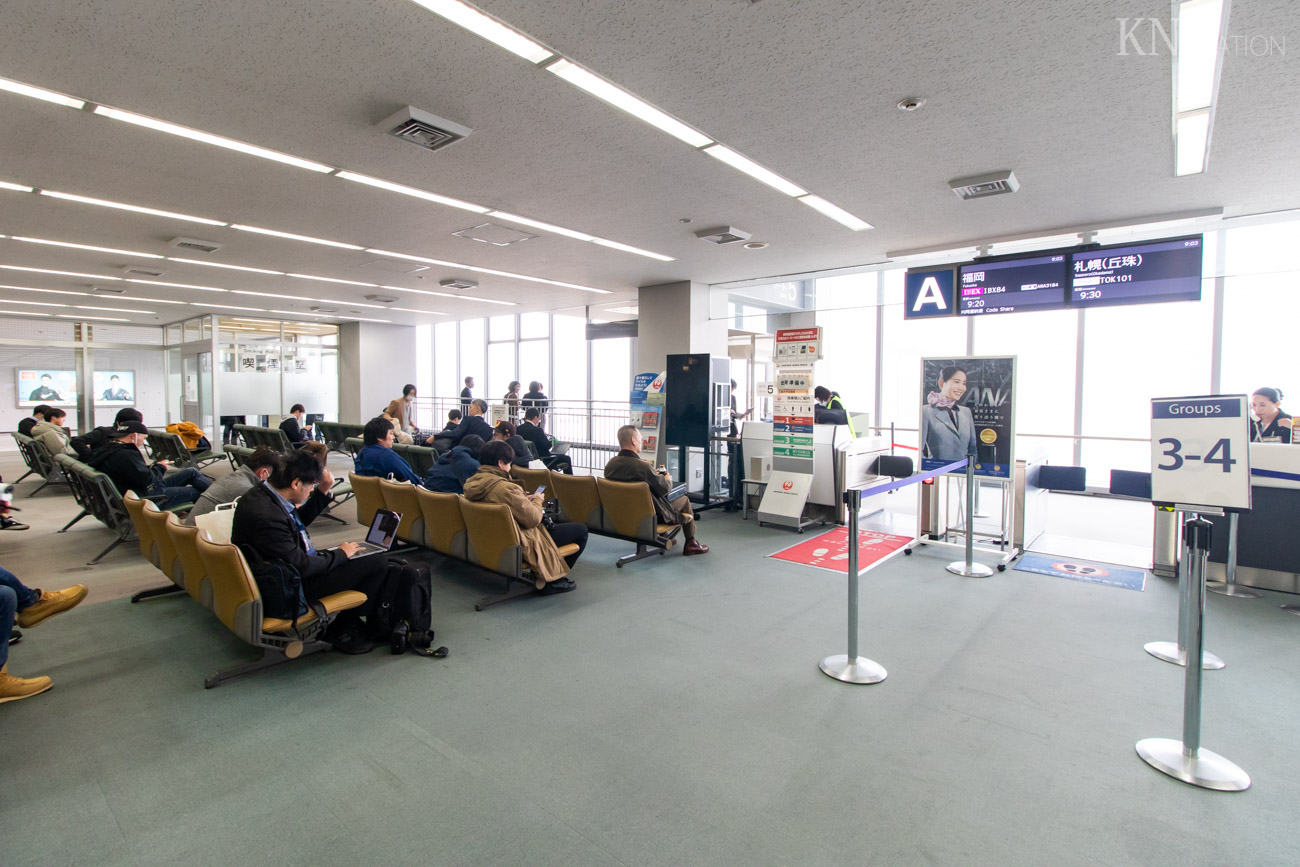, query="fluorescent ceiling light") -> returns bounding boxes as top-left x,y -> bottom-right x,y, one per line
547,59 -> 713,148
365,249 -> 464,268
335,172 -> 489,214
0,265 -> 120,280
1177,0 -> 1225,112
702,145 -> 807,197
377,285 -> 516,306
1175,110 -> 1211,176
187,303 -> 270,312
463,264 -> 607,295
0,283 -> 86,296
230,224 -> 364,250
231,317 -> 277,323
39,190 -> 226,226
389,307 -> 448,315
167,257 -> 284,275
56,314 -> 130,321
92,106 -> 332,173
269,309 -> 391,323
0,76 -> 85,109
232,291 -> 310,302
0,299 -> 62,307
0,181 -> 33,193
797,195 -> 873,231
79,305 -> 155,314
488,212 -> 595,243
230,290 -> 387,310
11,235 -> 164,259
287,273 -> 379,287
114,295 -> 188,304
590,239 -> 673,264
125,278 -> 227,292
407,0 -> 554,63
0,310 -> 48,317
